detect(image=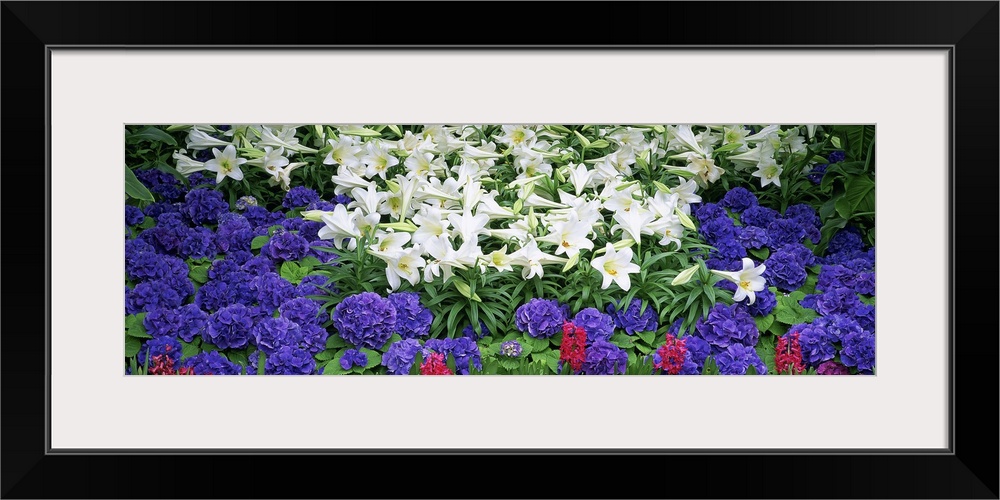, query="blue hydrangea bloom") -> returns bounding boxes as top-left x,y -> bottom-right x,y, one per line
251,316 -> 303,355
710,236 -> 748,261
795,322 -> 836,366
572,308 -> 615,342
763,247 -> 808,292
606,299 -> 658,335
264,231 -> 310,261
283,186 -> 320,209
332,292 -> 397,350
694,303 -> 758,351
387,292 -> 433,339
178,226 -> 216,260
126,251 -> 173,282
241,255 -> 275,276
279,297 -> 322,326
182,351 -> 241,375
265,346 -> 316,375
143,201 -> 181,219
737,226 -> 770,249
126,280 -> 184,314
766,218 -> 806,248
298,323 -> 329,355
827,151 -> 847,163
340,349 -> 368,371
137,336 -> 182,366
582,339 -> 628,375
715,344 -> 767,375
298,275 -> 334,299
699,217 -> 737,246
813,314 -> 863,343
205,303 -> 254,349
180,188 -> 229,225
382,338 -> 422,375
682,334 -> 711,369
187,172 -> 216,188
739,286 -> 777,317
740,205 -> 779,228
215,214 -> 254,253
423,337 -> 482,374
827,227 -> 864,255
462,321 -> 491,341
500,340 -> 523,357
840,329 -> 875,372
251,272 -> 297,312
126,206 -> 145,226
515,298 -> 569,339
693,202 -> 727,223
195,277 -> 255,312
720,187 -> 758,213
